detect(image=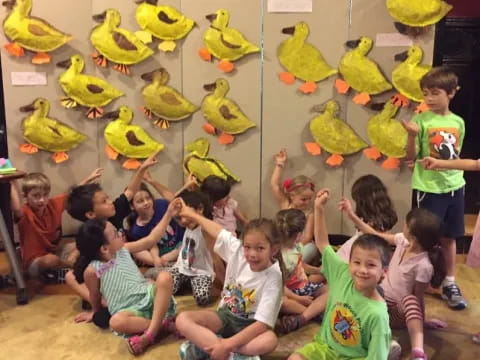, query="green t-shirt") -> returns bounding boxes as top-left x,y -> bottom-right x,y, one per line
318,246 -> 390,360
412,111 -> 465,193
